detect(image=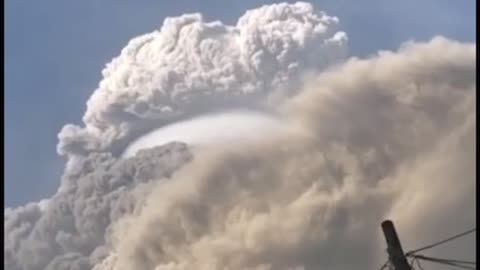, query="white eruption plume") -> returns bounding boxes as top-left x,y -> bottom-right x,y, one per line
4,2 -> 475,270
57,2 -> 347,158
